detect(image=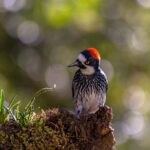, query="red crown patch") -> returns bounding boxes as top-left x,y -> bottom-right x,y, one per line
87,48 -> 101,60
